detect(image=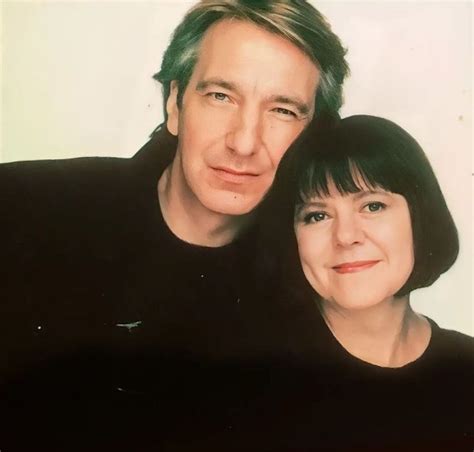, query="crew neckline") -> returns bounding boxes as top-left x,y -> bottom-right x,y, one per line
322,315 -> 438,372
130,140 -> 254,255
133,163 -> 255,260
155,190 -> 252,253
